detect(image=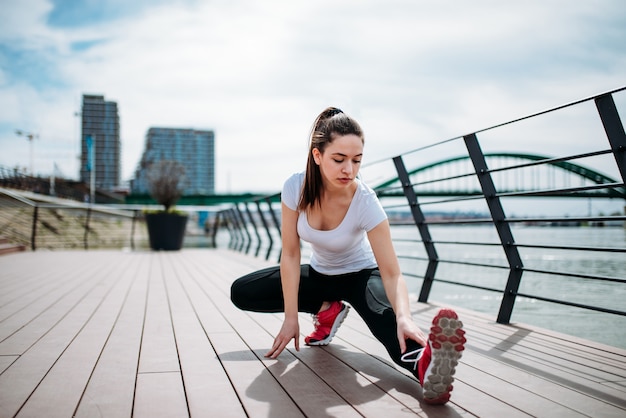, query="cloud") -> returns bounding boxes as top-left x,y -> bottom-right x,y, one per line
0,0 -> 625,194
